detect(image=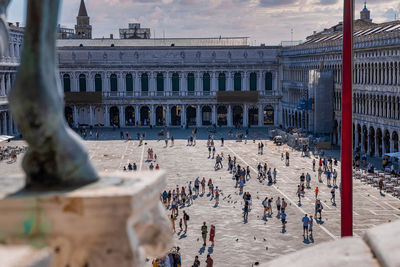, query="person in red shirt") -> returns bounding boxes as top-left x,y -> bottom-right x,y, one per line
206,254 -> 214,267
209,225 -> 215,246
